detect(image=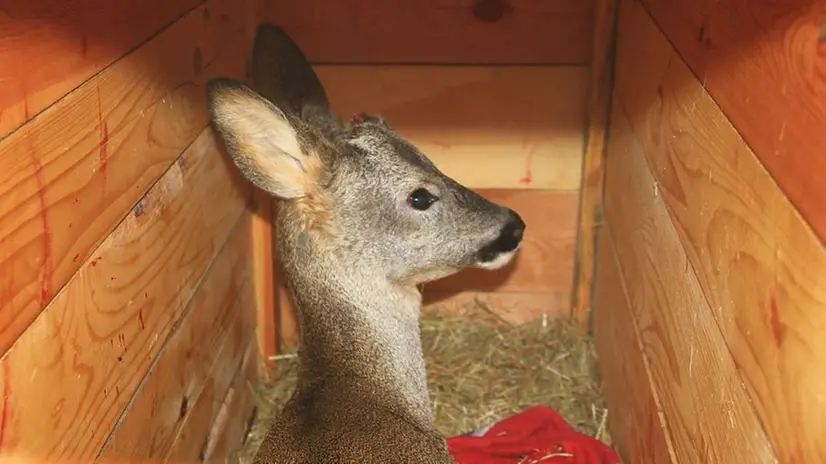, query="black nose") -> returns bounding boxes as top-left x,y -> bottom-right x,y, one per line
494,210 -> 526,253
478,210 -> 526,263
